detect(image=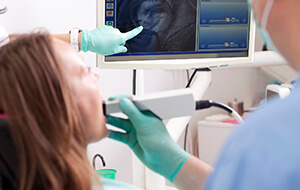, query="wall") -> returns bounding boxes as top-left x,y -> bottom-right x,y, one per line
0,0 -> 275,184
